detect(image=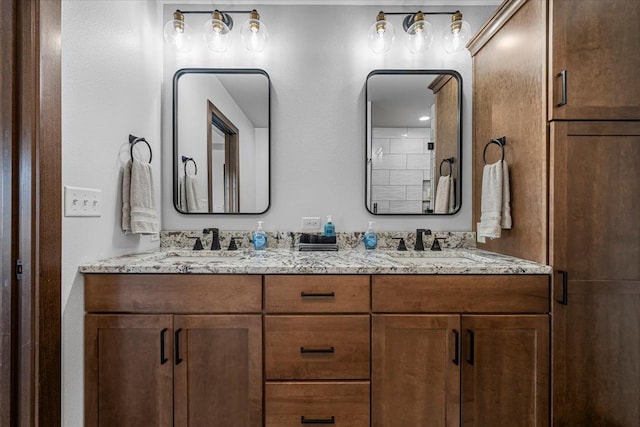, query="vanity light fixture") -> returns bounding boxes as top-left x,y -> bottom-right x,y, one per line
164,9 -> 268,53
368,10 -> 470,54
